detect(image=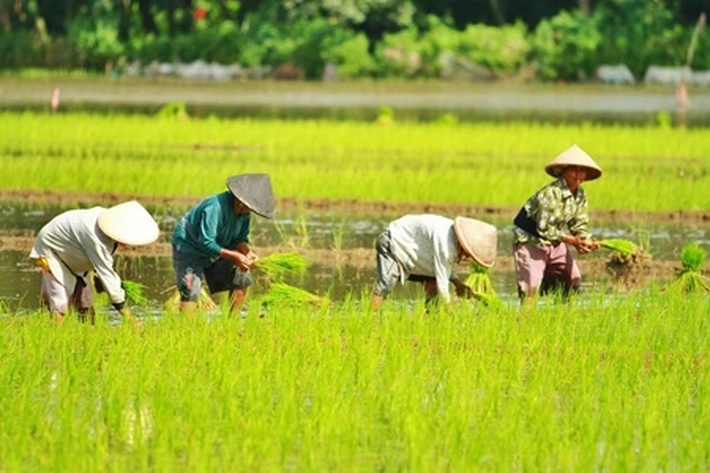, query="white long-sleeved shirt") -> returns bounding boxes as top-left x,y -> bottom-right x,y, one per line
30,207 -> 125,305
387,214 -> 459,302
